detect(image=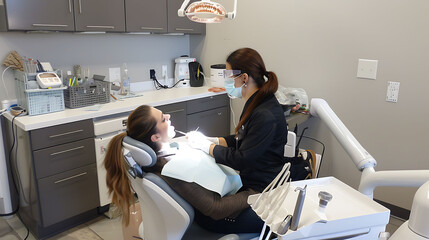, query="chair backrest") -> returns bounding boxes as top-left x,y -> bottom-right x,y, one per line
122,136 -> 195,240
